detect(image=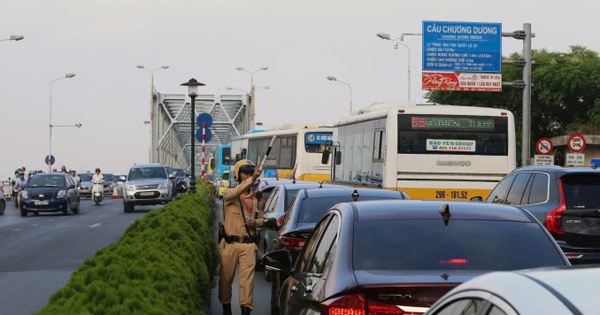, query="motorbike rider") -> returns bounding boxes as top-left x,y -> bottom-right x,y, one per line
60,165 -> 68,173
92,168 -> 105,185
219,159 -> 264,315
70,169 -> 81,188
13,172 -> 27,205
